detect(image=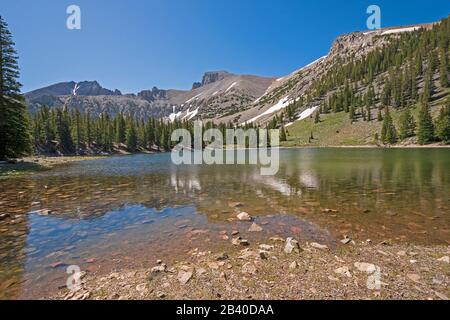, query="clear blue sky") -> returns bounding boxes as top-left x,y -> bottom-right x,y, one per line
2,0 -> 449,93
